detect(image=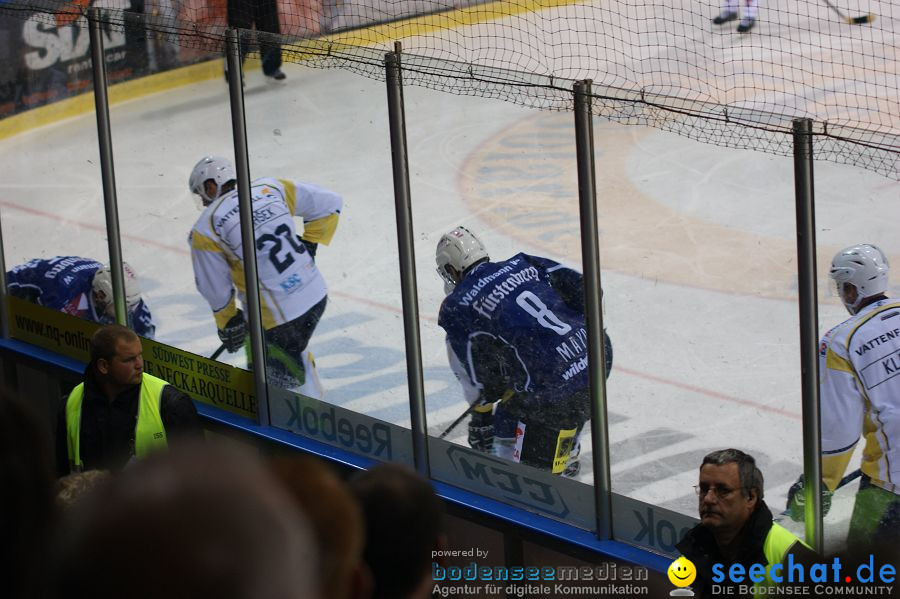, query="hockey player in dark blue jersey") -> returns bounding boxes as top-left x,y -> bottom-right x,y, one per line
6,257 -> 156,339
436,226 -> 612,475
